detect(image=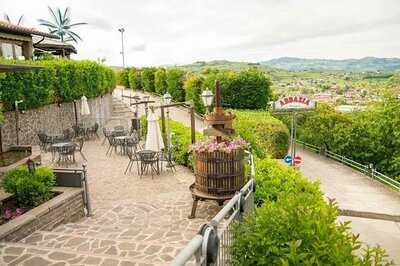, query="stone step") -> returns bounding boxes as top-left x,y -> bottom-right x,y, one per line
0,242 -> 163,266
18,230 -> 180,264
